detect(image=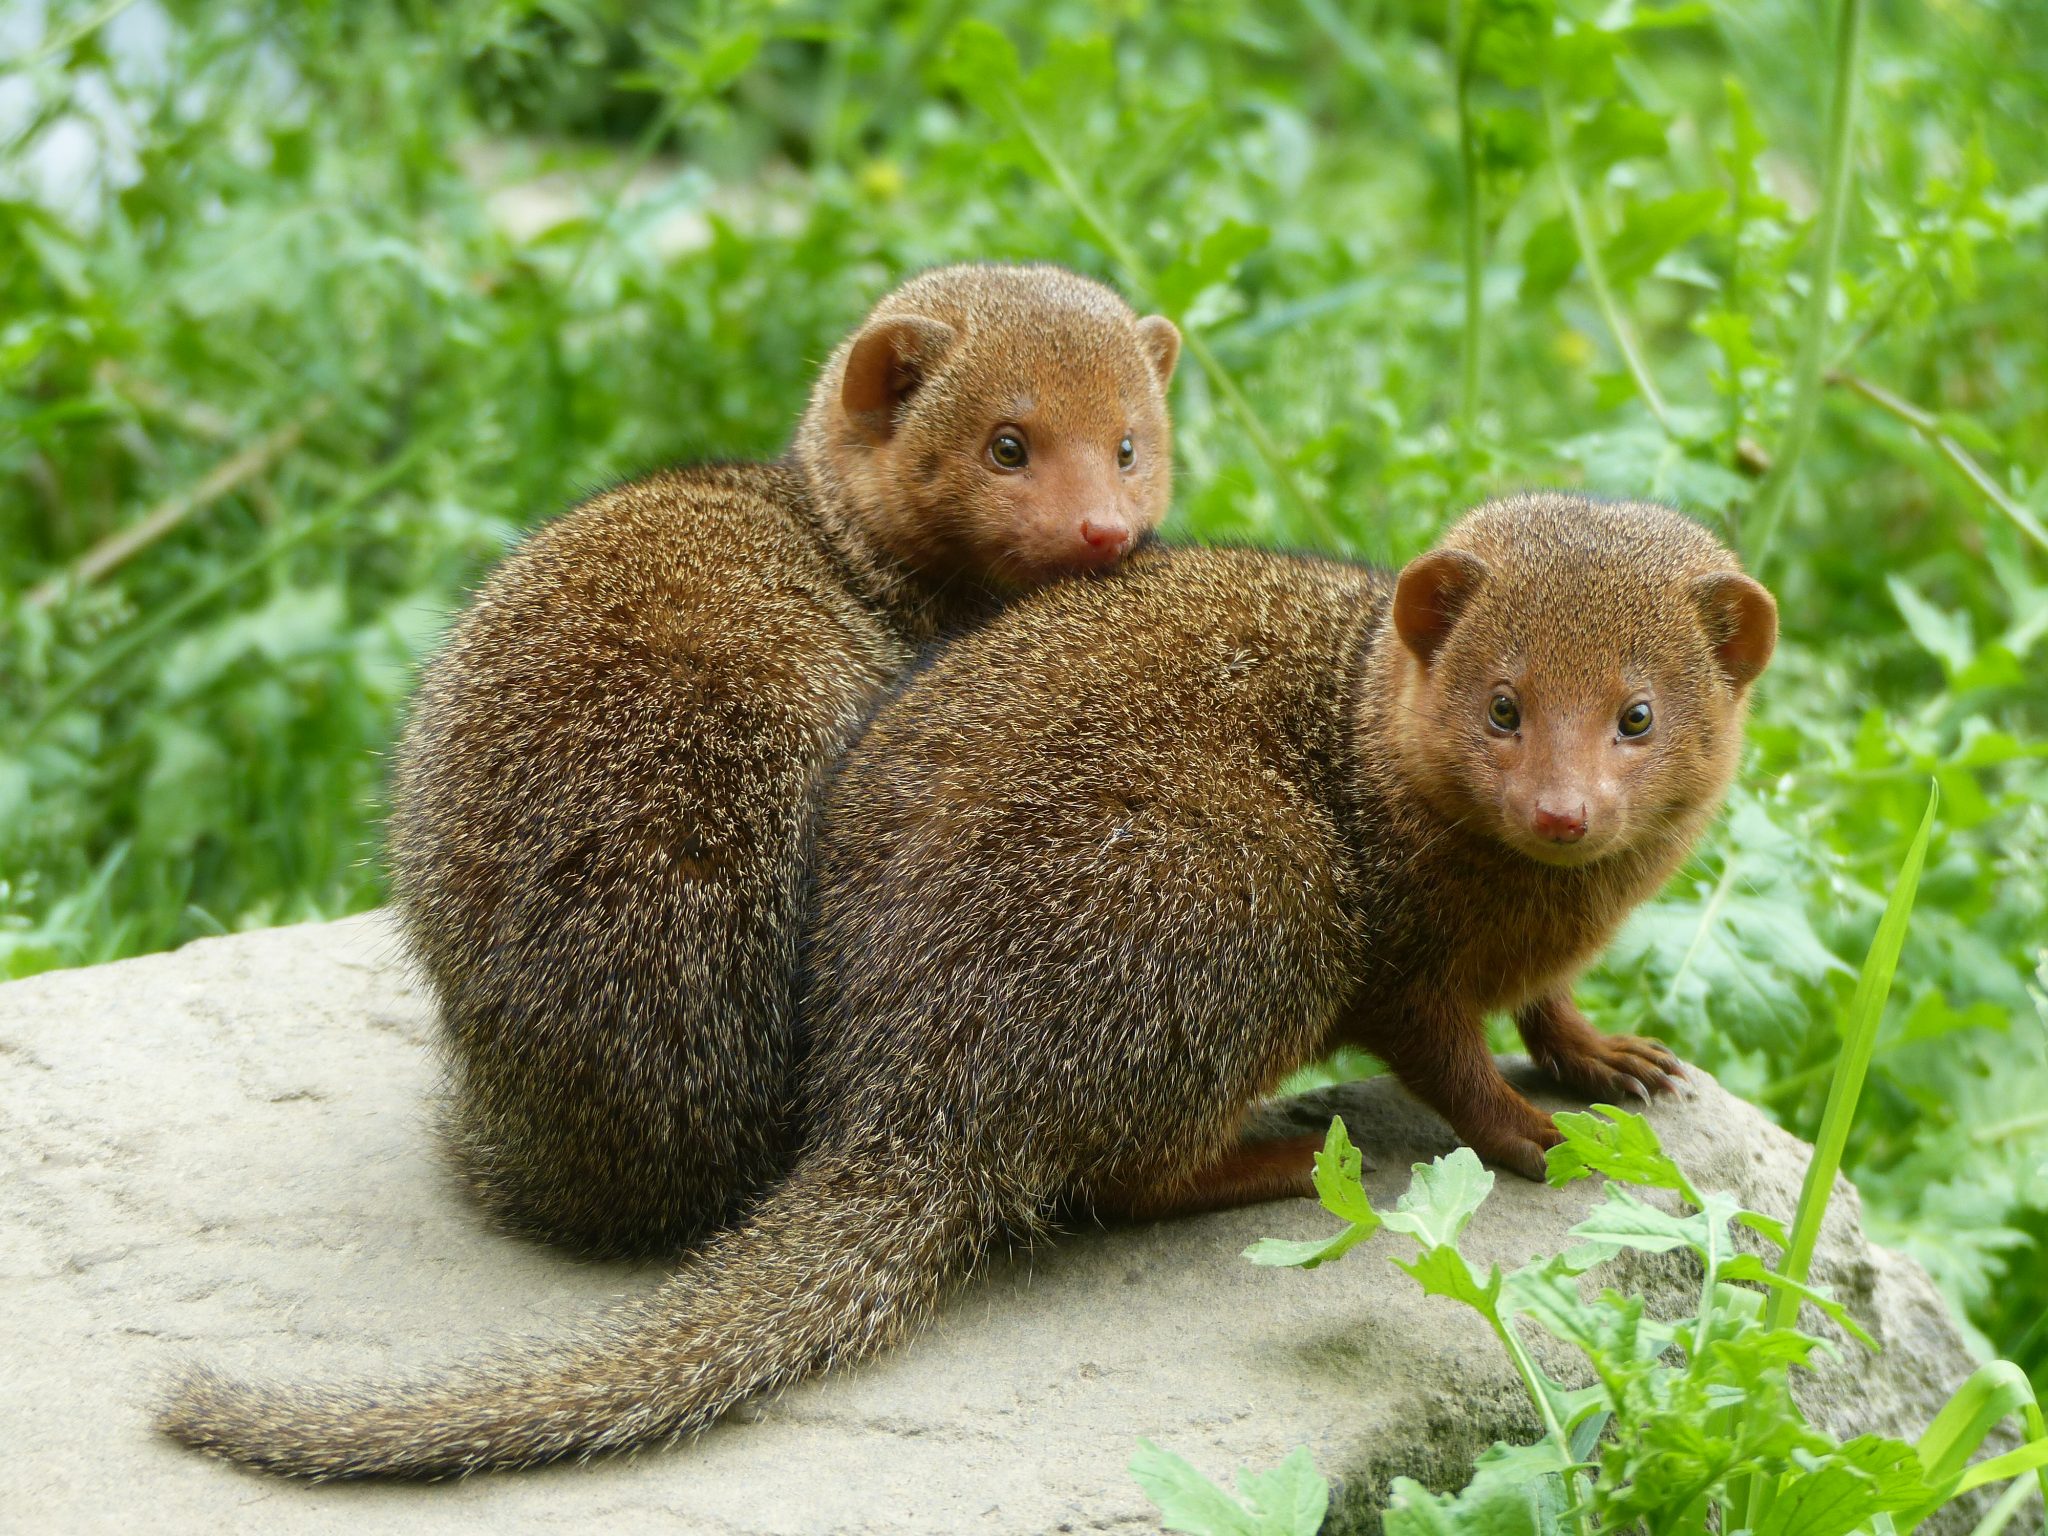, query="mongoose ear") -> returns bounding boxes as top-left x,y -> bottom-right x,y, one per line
1692,571 -> 1778,689
841,316 -> 957,444
1135,315 -> 1181,388
1393,549 -> 1488,665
